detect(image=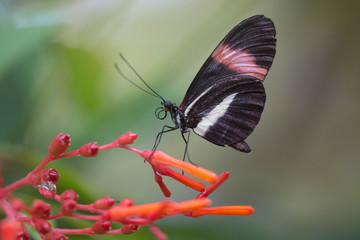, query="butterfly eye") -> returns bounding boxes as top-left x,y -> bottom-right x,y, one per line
162,100 -> 172,111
